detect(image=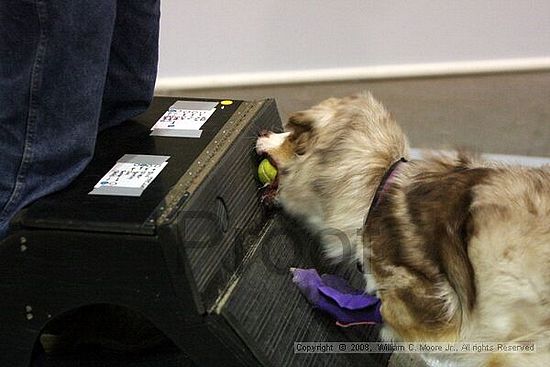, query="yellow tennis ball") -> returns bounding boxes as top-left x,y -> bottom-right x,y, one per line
258,159 -> 278,184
